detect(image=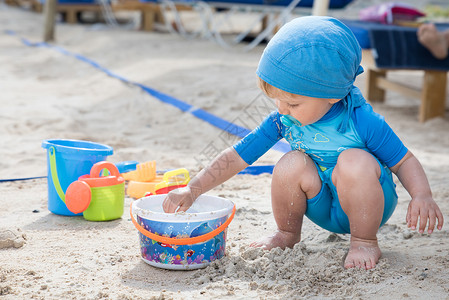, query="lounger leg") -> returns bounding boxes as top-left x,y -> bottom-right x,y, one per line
66,11 -> 78,24
32,0 -> 43,12
260,15 -> 279,36
261,15 -> 268,32
155,7 -> 164,24
366,68 -> 386,102
420,70 -> 447,122
142,10 -> 156,31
